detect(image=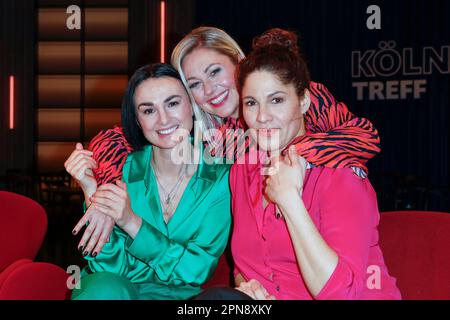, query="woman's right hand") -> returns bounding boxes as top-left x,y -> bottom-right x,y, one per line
64,142 -> 98,197
73,204 -> 115,257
